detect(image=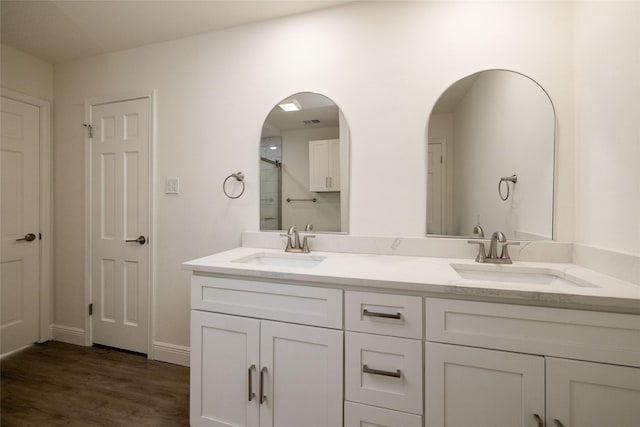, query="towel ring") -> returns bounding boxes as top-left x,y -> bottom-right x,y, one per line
223,172 -> 245,199
498,174 -> 517,201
